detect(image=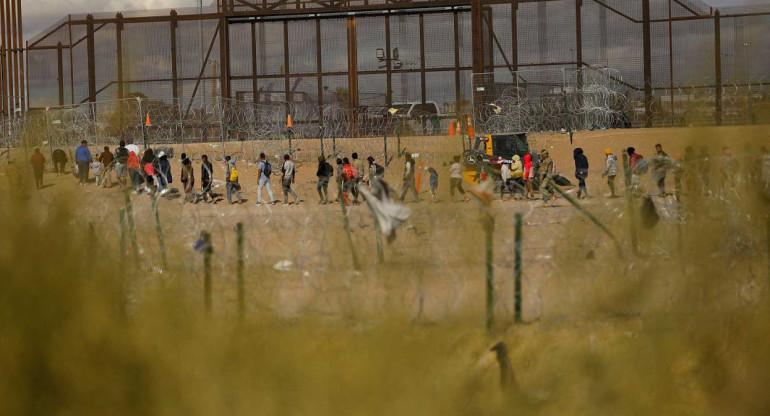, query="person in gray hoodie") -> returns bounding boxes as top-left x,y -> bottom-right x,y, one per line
601,148 -> 618,197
